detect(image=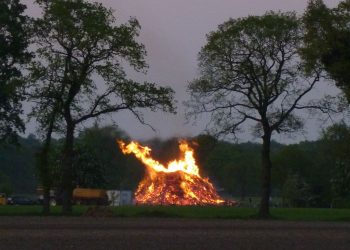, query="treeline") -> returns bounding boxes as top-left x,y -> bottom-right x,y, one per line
1,123 -> 349,208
